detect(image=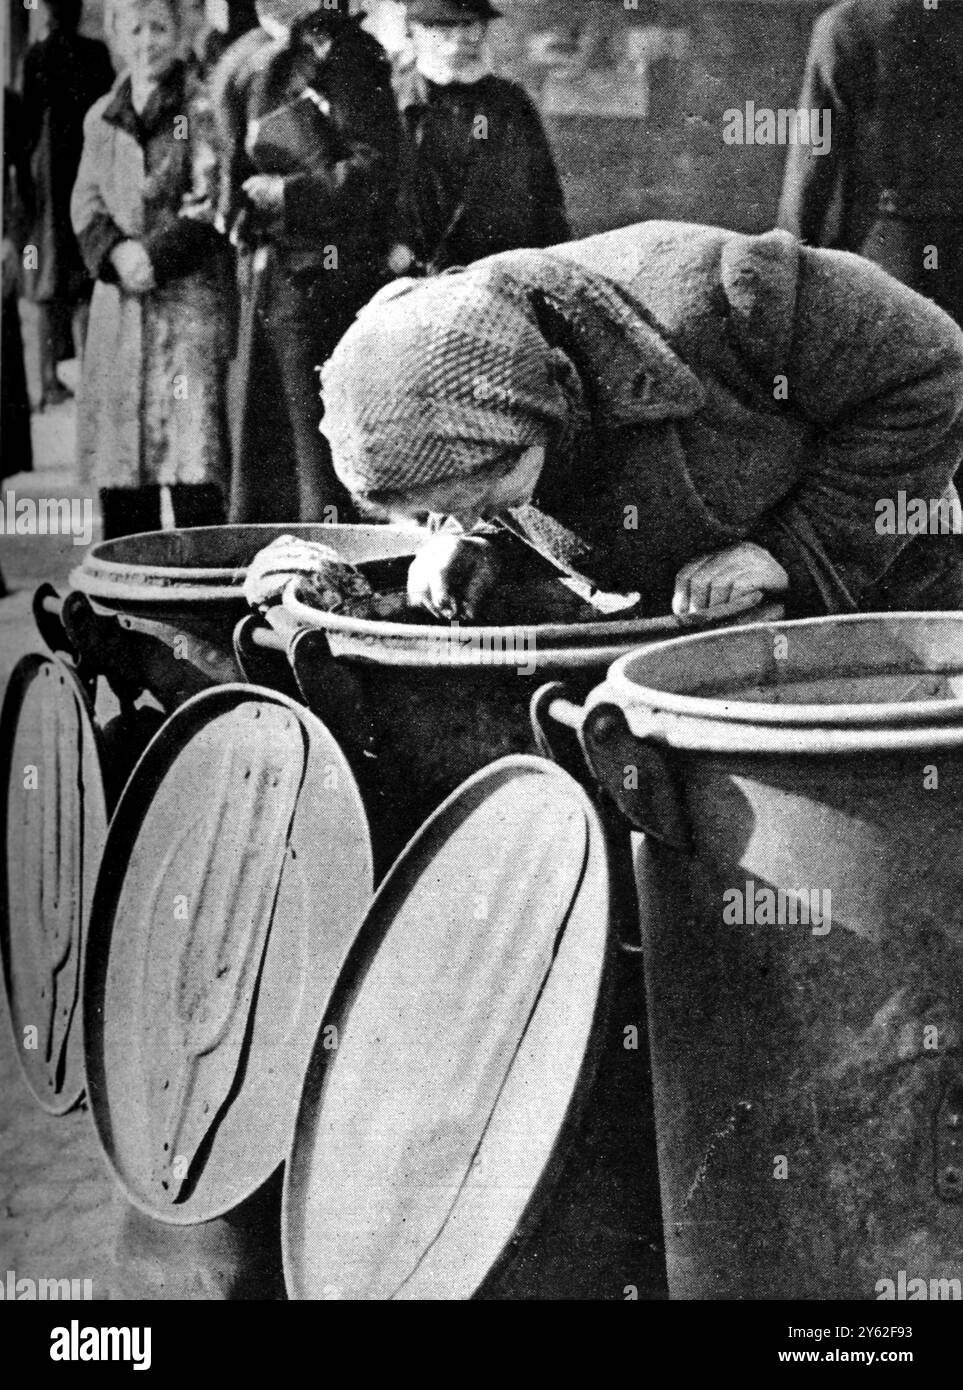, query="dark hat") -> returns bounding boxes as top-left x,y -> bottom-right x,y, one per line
405,0 -> 502,25
43,0 -> 83,24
